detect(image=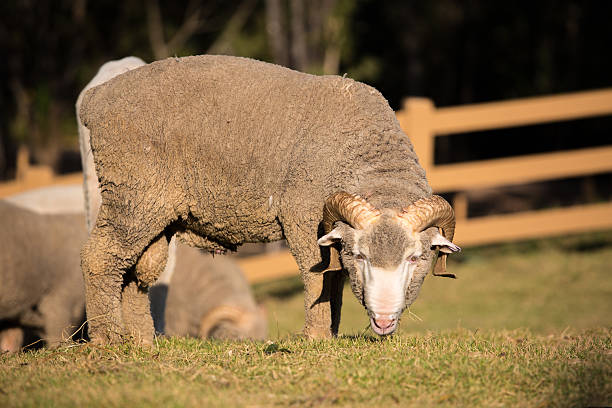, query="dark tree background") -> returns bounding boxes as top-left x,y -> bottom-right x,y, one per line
351,1 -> 612,108
1,0 -> 611,180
